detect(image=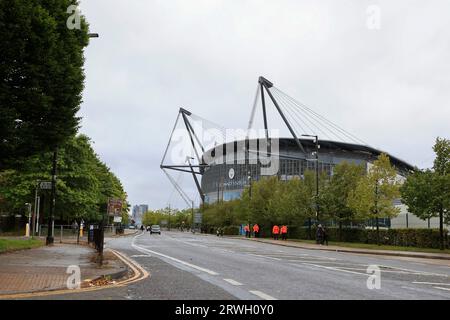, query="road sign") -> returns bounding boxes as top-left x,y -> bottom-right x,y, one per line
107,198 -> 123,216
39,181 -> 52,190
113,216 -> 122,223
